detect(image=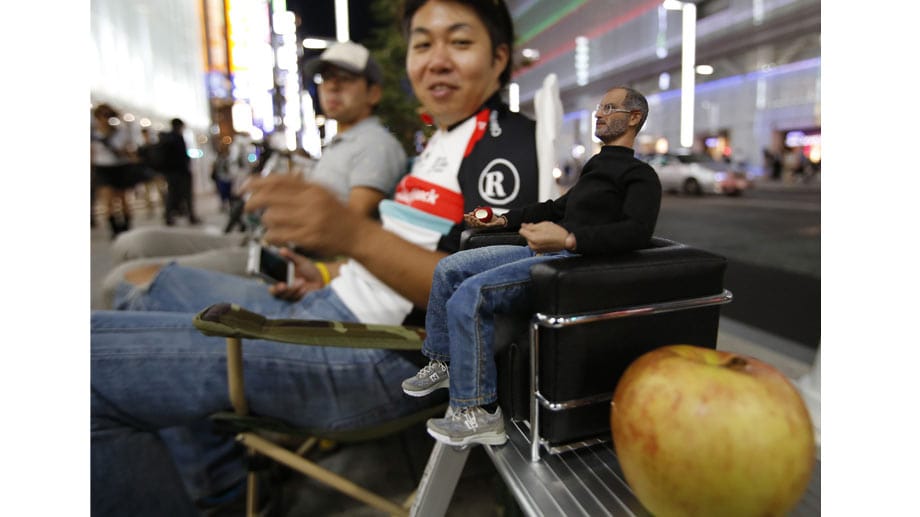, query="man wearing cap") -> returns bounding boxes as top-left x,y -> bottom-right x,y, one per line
101,41 -> 407,308
299,40 -> 404,217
